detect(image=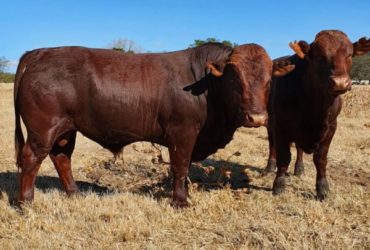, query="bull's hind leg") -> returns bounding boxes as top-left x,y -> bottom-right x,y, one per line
49,131 -> 79,196
18,115 -> 74,204
294,146 -> 304,176
18,139 -> 50,203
